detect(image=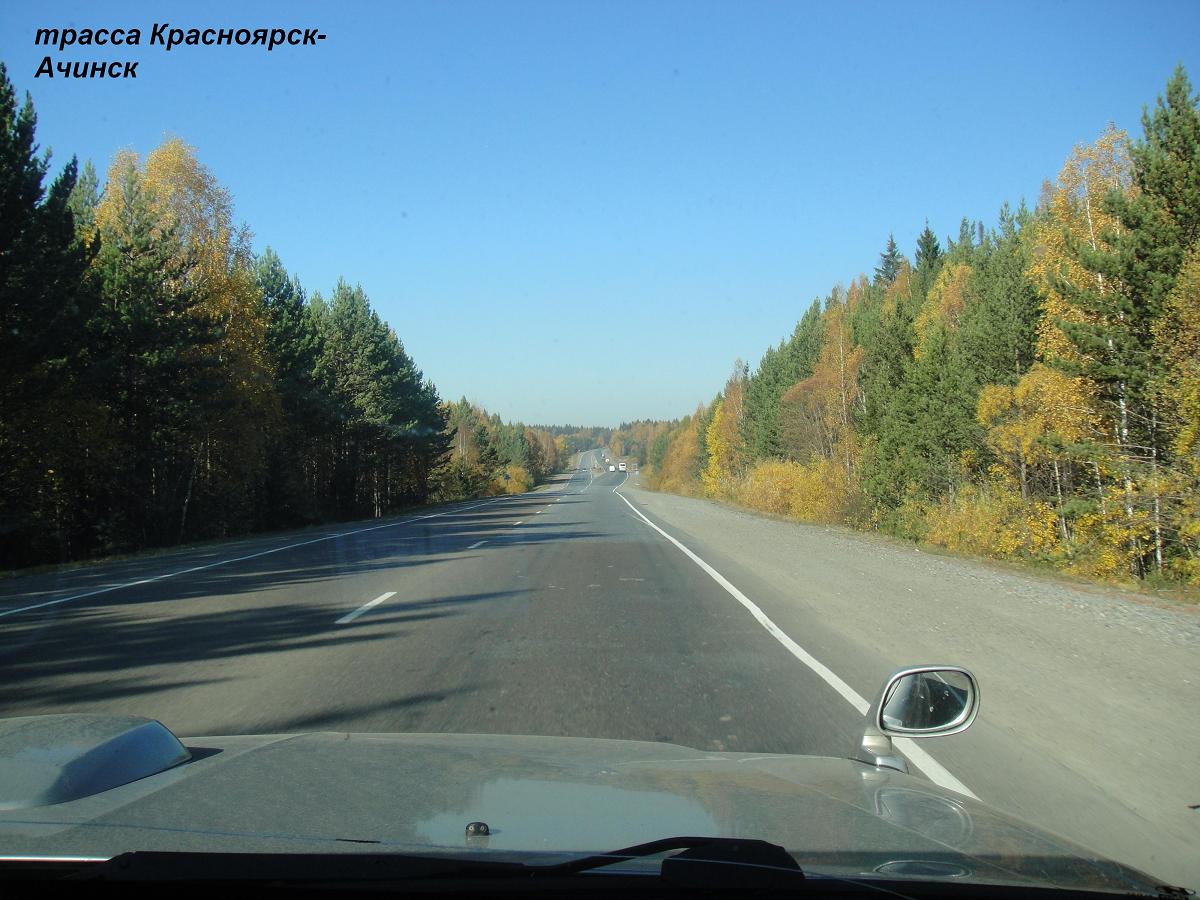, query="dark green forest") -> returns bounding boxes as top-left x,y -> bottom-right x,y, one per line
0,63 -> 596,569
